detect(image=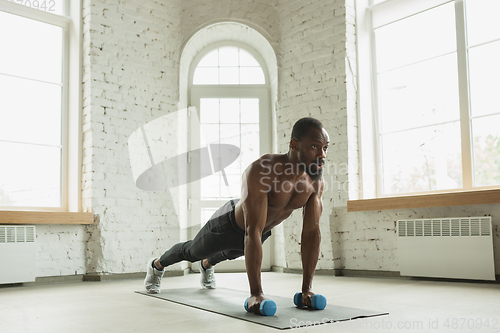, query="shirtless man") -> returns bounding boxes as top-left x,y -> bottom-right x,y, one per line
144,117 -> 329,315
